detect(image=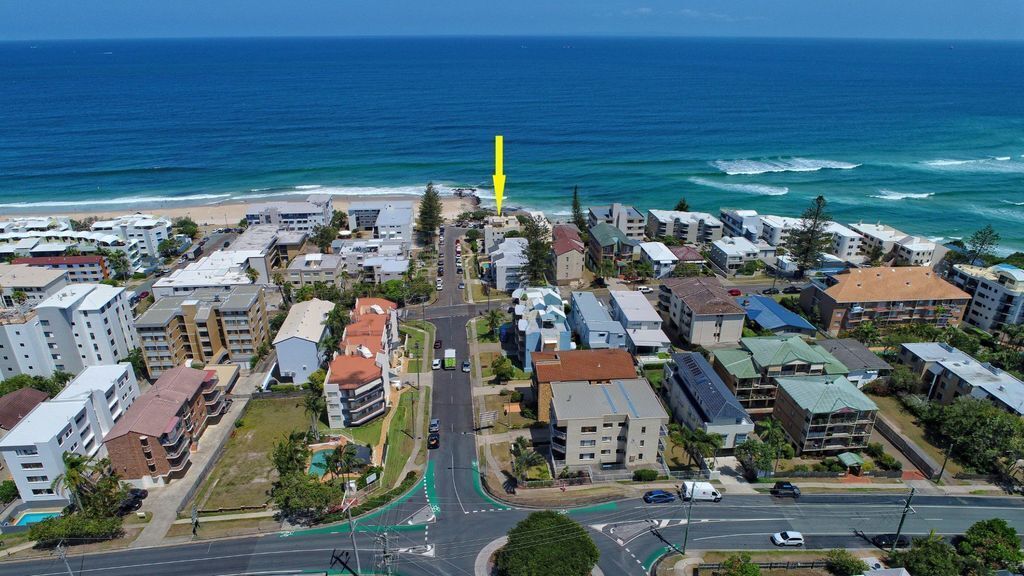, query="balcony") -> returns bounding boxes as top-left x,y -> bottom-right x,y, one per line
161,423 -> 185,447
167,451 -> 191,473
551,427 -> 567,441
204,388 -> 224,407
164,437 -> 191,460
349,403 -> 386,426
